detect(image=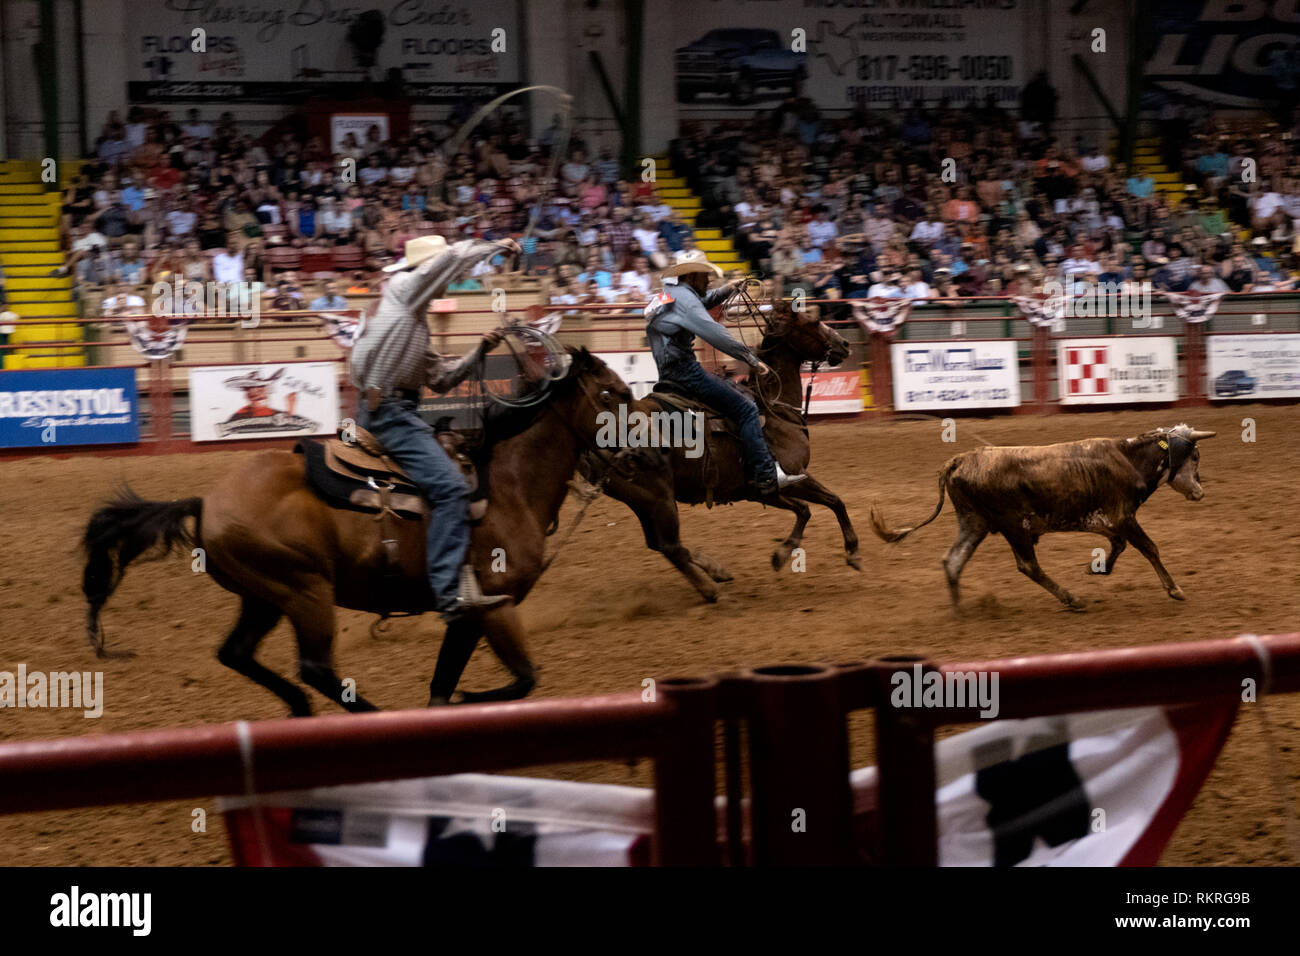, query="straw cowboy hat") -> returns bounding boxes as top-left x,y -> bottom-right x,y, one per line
223,367 -> 286,390
661,249 -> 724,280
383,234 -> 449,273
